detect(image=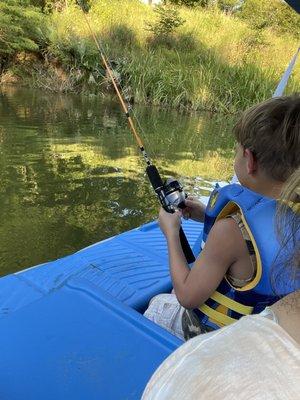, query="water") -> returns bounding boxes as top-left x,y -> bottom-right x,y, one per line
0,86 -> 236,275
